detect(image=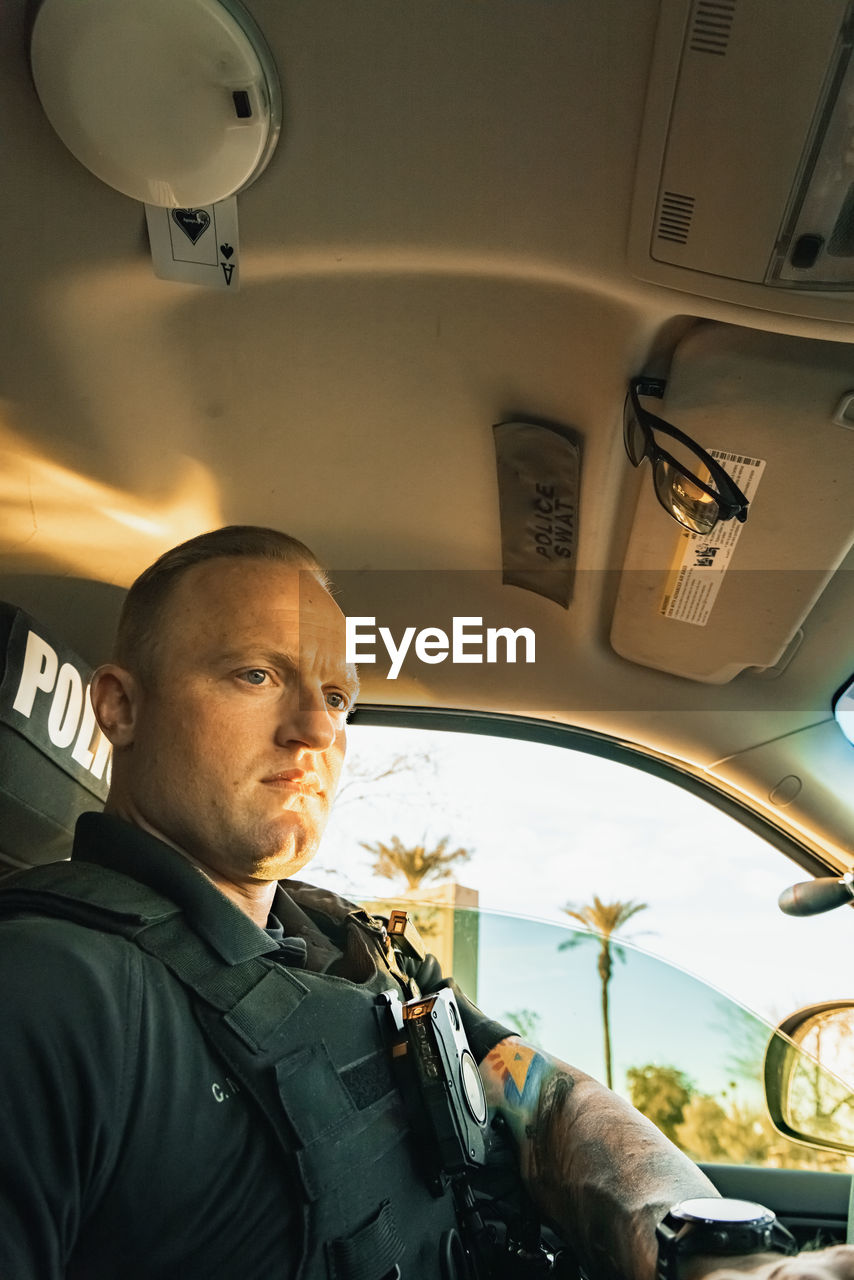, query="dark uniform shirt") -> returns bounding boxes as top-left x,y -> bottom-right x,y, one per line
0,813 -> 509,1280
